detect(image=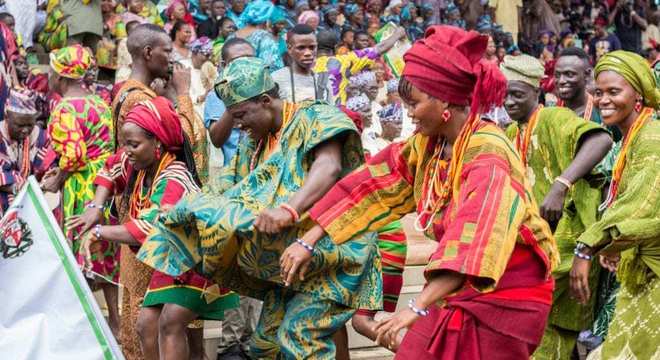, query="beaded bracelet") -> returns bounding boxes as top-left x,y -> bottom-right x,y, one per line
94,224 -> 102,240
573,249 -> 592,261
295,238 -> 314,253
87,203 -> 105,212
279,203 -> 300,222
408,298 -> 429,317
